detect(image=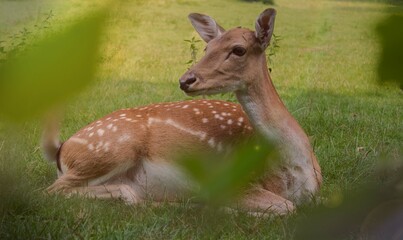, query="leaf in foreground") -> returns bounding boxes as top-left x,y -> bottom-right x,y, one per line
0,10 -> 107,121
179,136 -> 279,206
377,15 -> 403,89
